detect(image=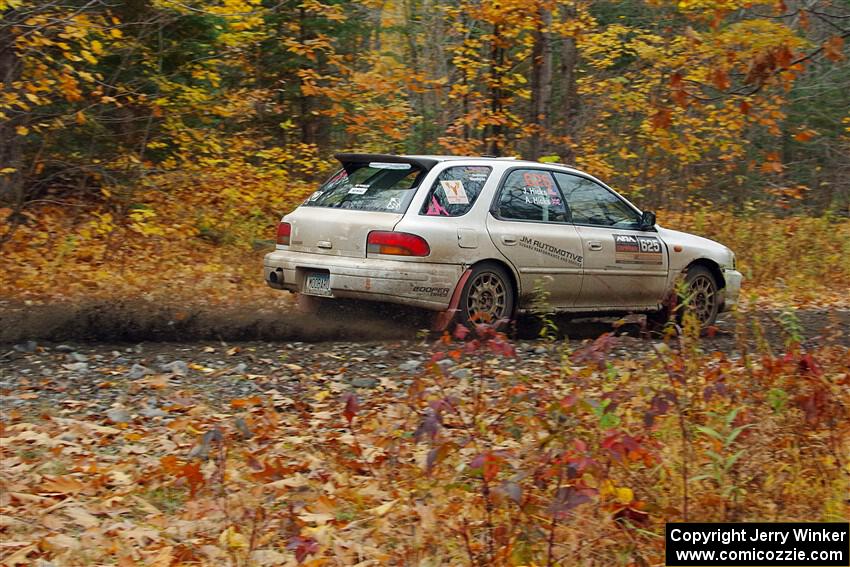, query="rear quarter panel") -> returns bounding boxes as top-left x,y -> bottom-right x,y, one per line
394,161 -> 520,286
